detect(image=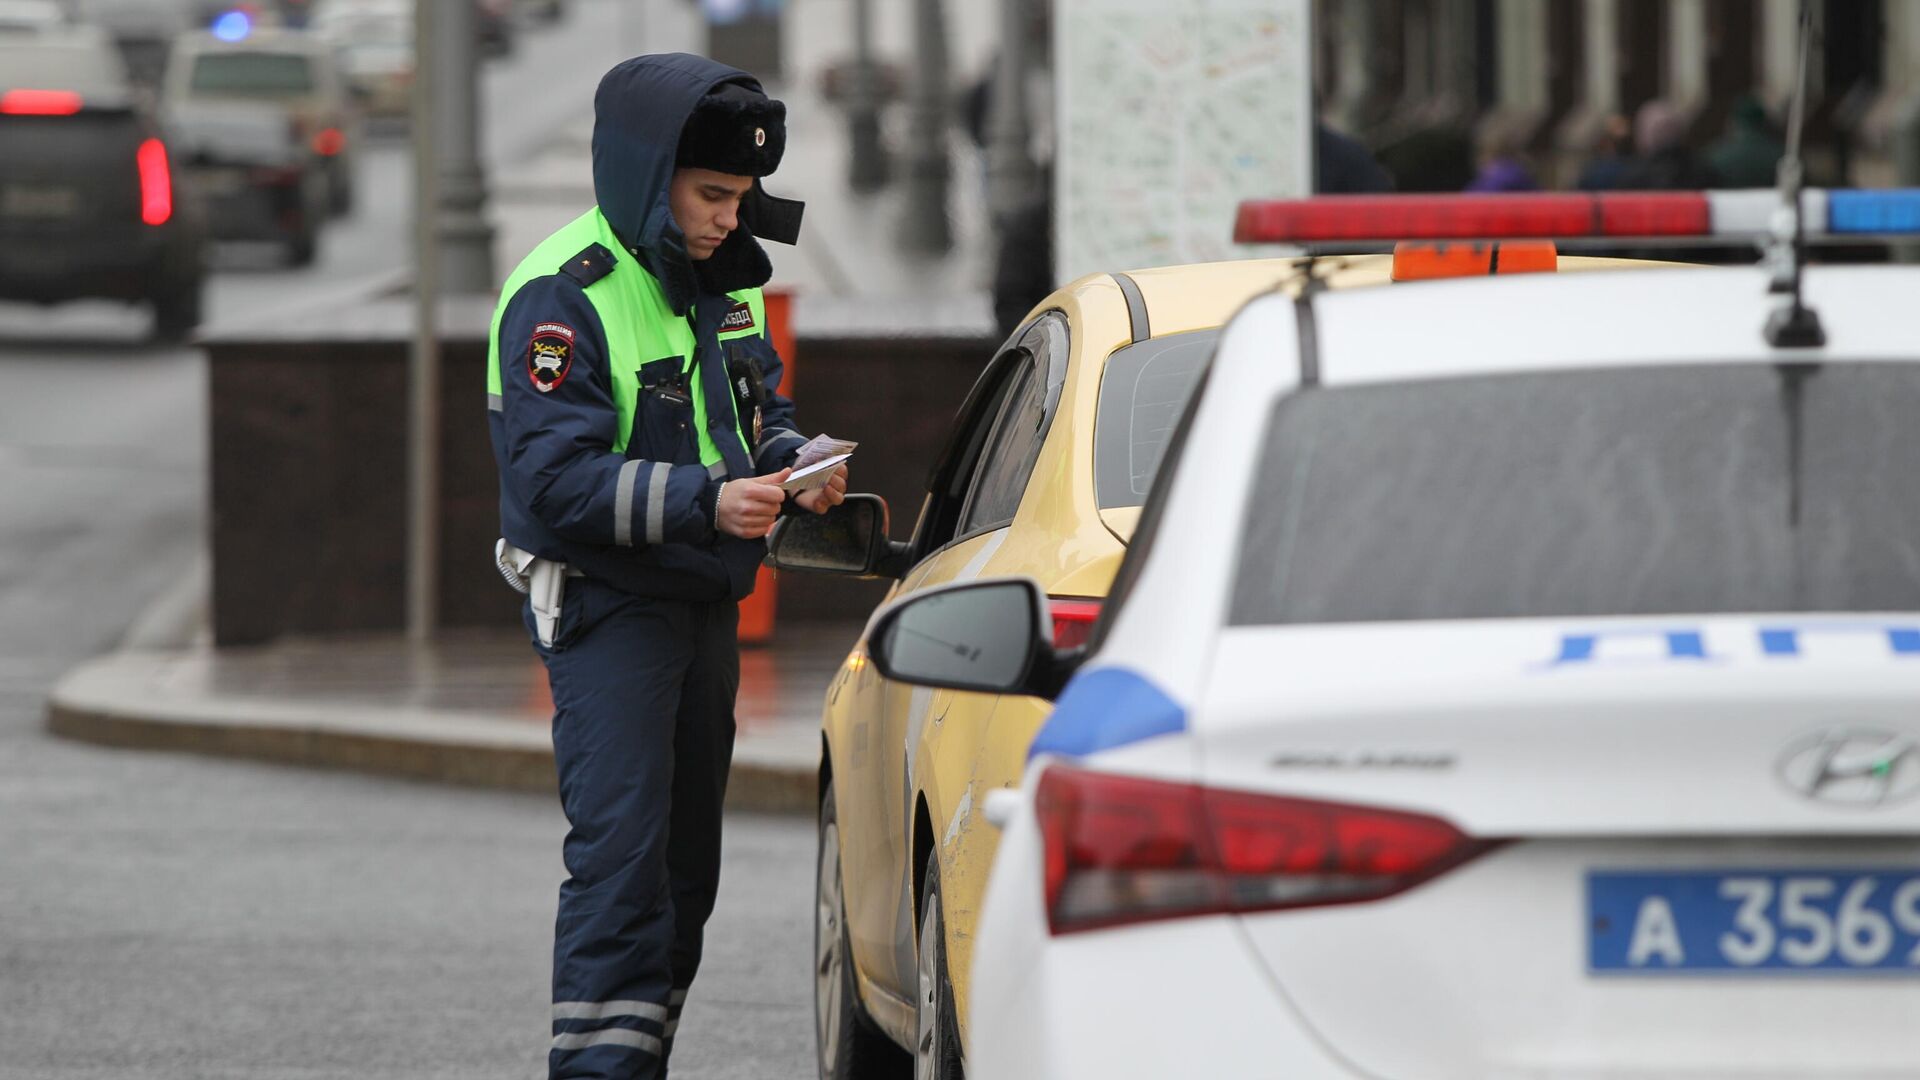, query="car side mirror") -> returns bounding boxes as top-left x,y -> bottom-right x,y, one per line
866,577 -> 1081,700
765,493 -> 910,579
